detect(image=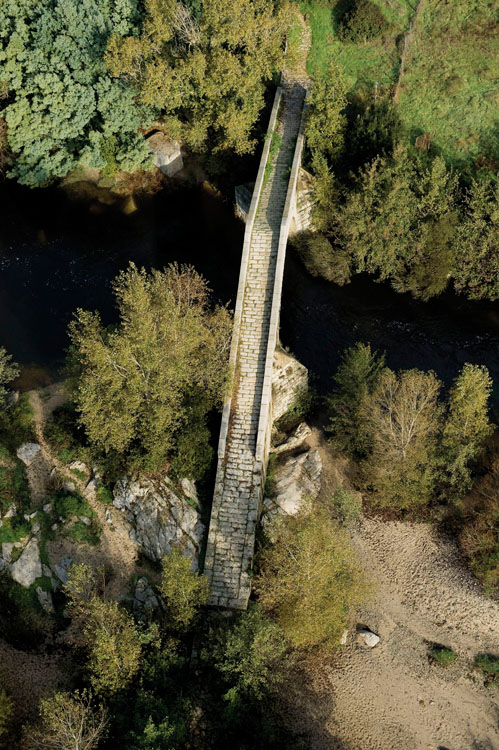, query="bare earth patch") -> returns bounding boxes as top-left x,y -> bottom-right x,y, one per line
283,434 -> 499,750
